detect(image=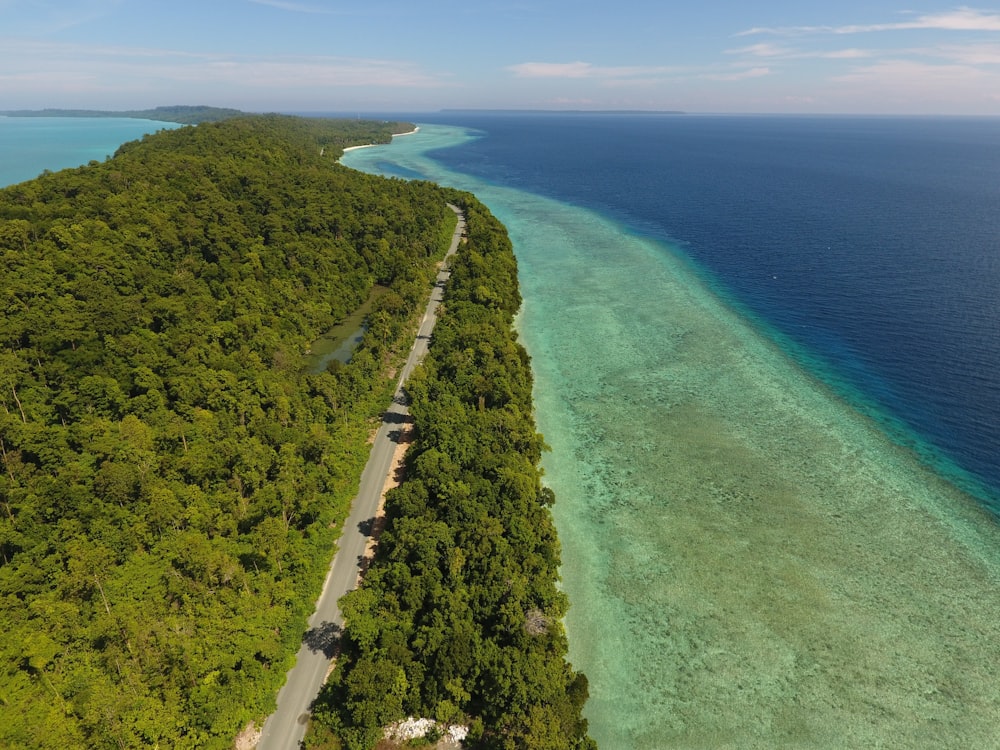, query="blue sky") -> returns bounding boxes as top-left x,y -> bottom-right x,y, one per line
3,1 -> 1000,114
